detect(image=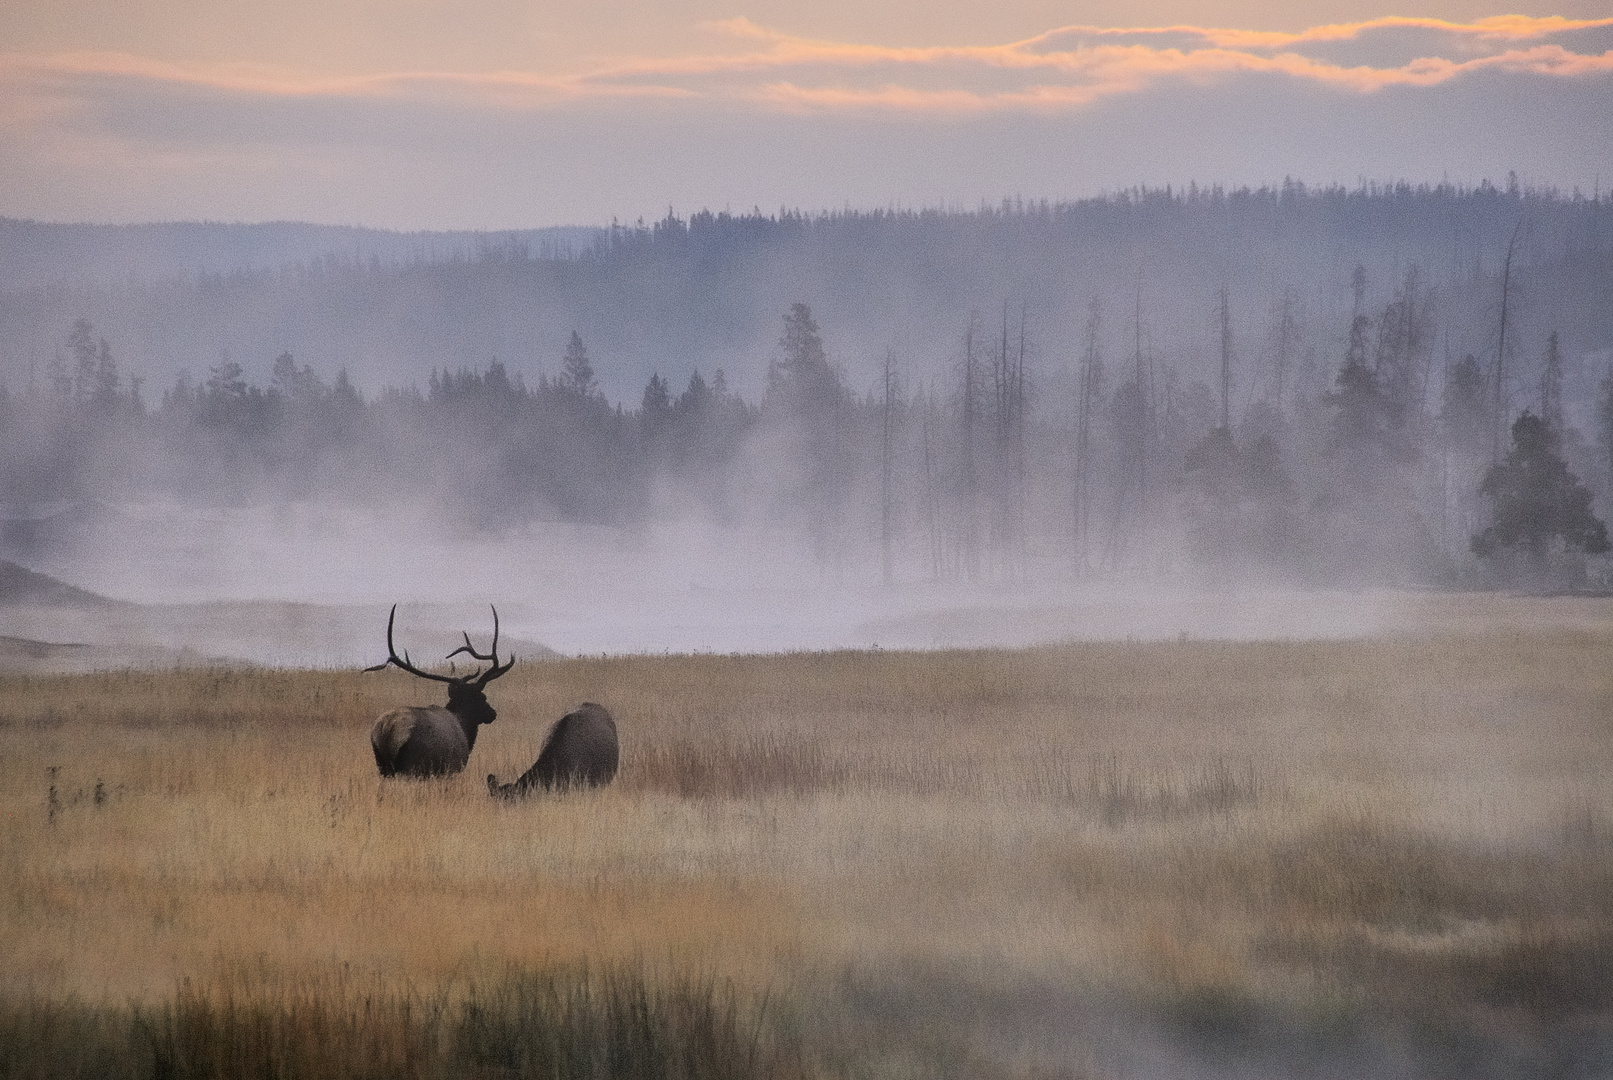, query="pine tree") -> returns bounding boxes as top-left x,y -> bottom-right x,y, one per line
67,319 -> 96,403
1331,310 -> 1387,450
640,373 -> 672,449
560,332 -> 597,397
641,373 -> 671,415
767,304 -> 840,416
765,304 -> 850,568
1472,411 -> 1609,563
